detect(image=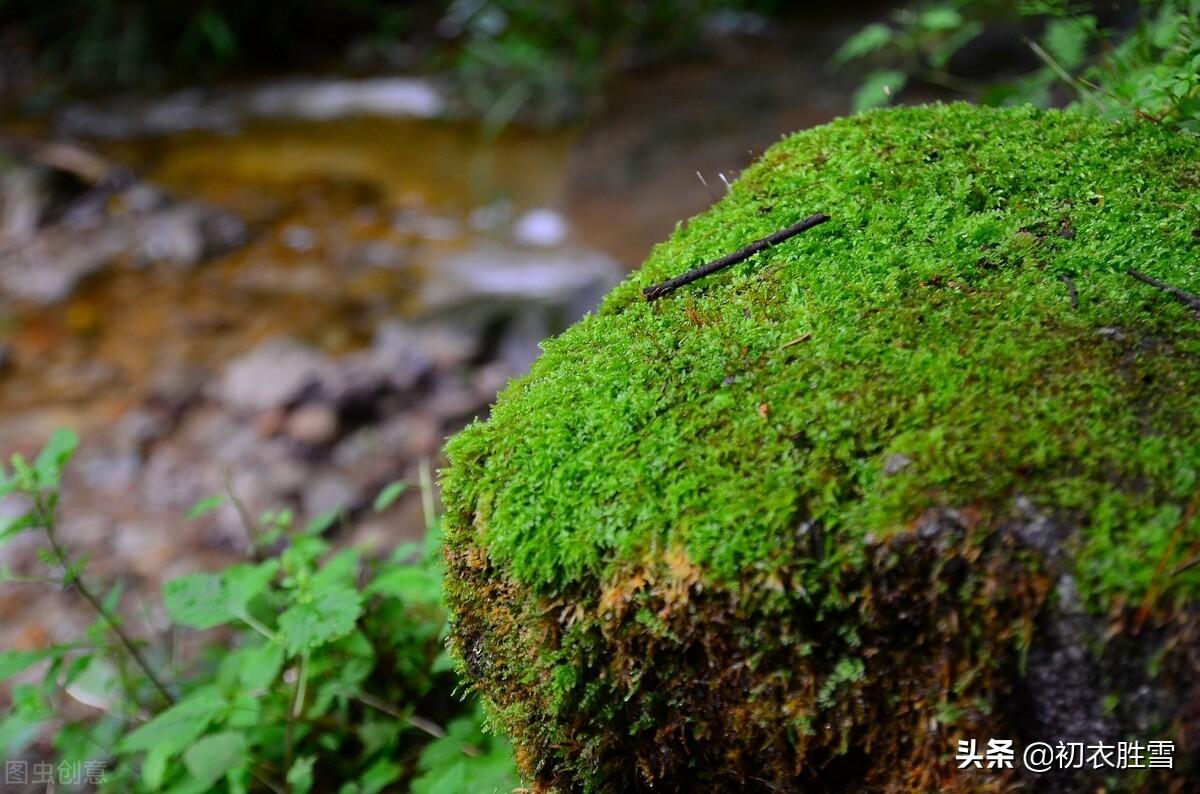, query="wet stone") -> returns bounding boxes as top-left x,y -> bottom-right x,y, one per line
280,224 -> 318,253
285,404 -> 340,446
216,338 -> 332,412
883,453 -> 912,476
